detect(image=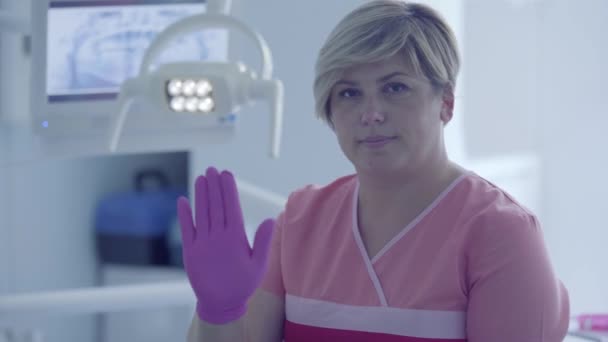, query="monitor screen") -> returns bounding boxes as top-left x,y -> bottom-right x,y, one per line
46,0 -> 227,103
